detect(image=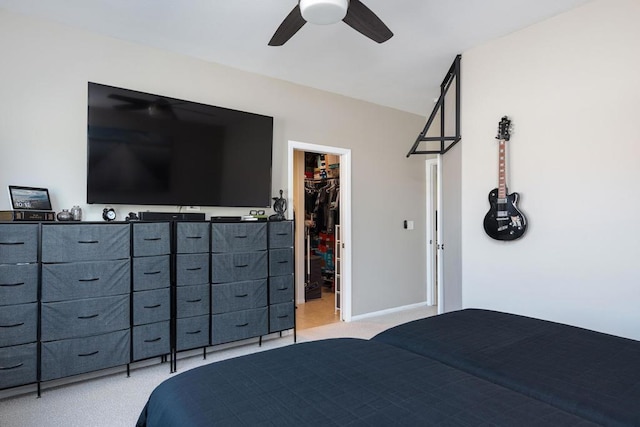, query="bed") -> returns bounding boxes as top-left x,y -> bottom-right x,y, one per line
137,309 -> 639,426
137,338 -> 596,427
373,309 -> 640,427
